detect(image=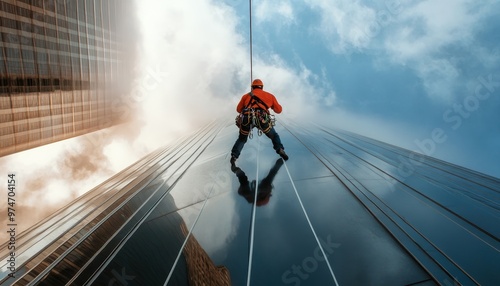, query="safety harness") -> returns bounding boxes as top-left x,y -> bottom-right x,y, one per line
235,91 -> 276,138
246,91 -> 269,110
